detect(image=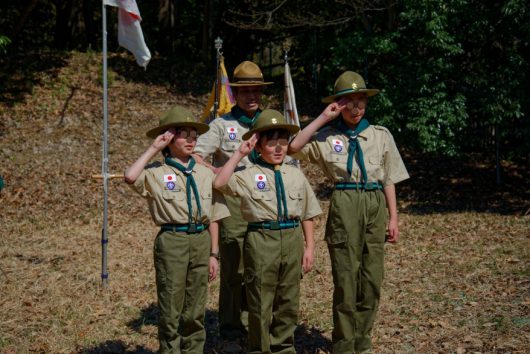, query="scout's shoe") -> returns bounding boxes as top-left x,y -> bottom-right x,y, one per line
218,339 -> 243,354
